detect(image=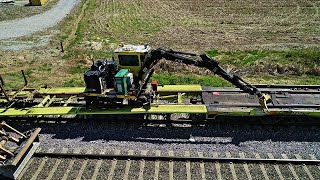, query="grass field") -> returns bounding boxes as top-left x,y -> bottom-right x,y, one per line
0,0 -> 319,88
62,0 -> 319,86
81,0 -> 320,51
